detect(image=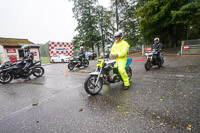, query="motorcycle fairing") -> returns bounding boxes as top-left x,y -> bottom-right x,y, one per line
96,59 -> 104,67
89,71 -> 100,75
